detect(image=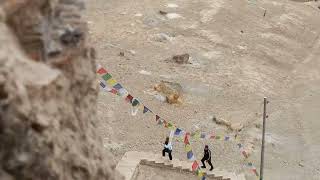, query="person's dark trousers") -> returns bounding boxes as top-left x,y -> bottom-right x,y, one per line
201,157 -> 213,169
162,148 -> 173,160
